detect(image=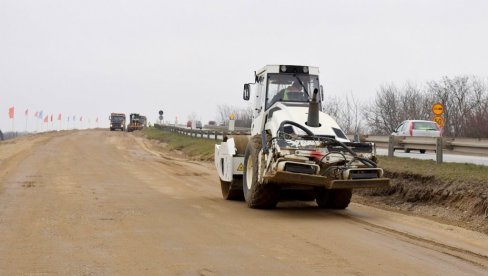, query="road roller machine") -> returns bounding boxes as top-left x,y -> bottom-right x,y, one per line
215,65 -> 389,209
